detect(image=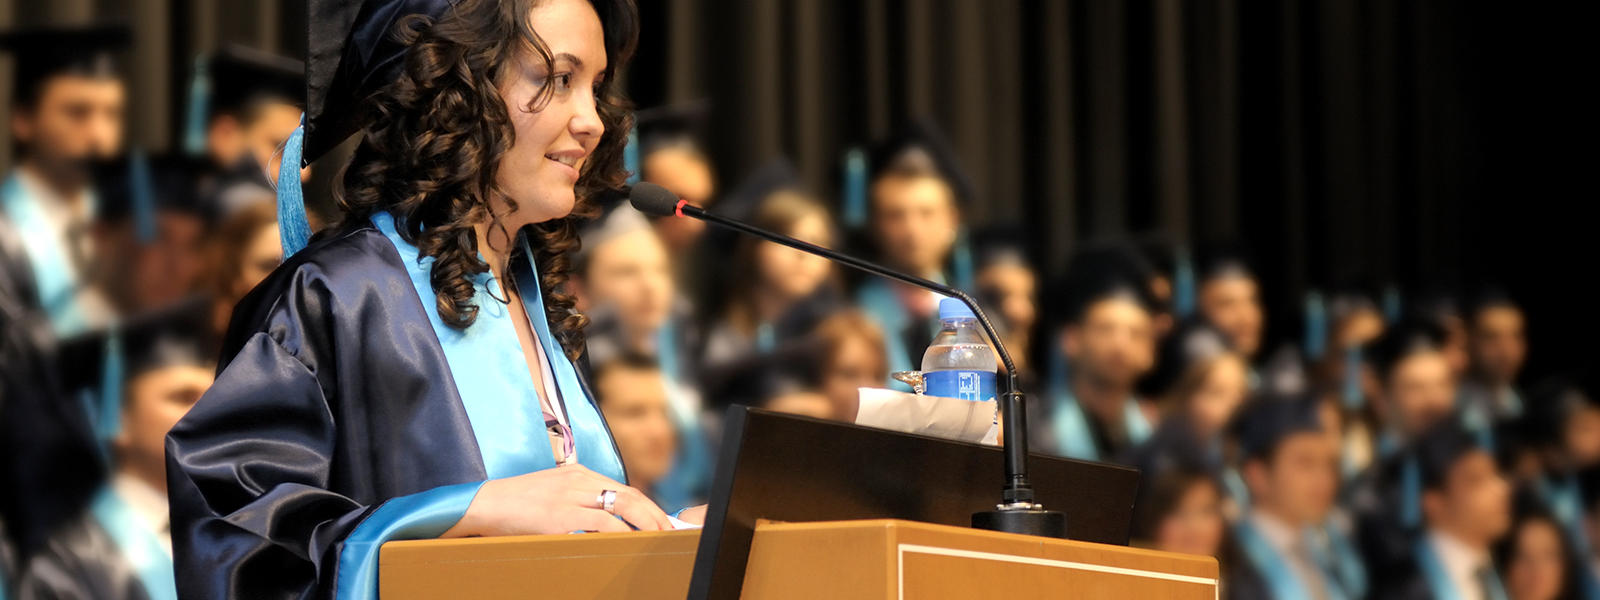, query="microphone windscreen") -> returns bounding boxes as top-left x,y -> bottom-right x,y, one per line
629,182 -> 680,217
